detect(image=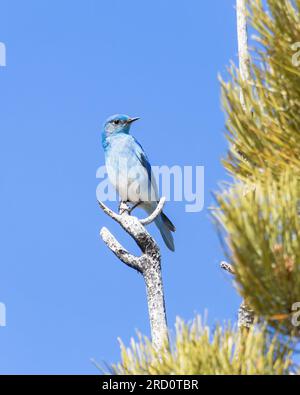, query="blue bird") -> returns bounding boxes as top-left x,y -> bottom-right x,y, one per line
102,114 -> 175,251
